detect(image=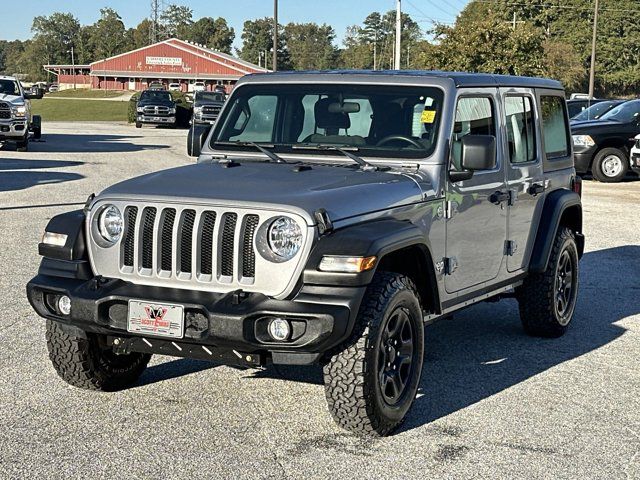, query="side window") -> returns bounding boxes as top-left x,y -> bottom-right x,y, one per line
540,96 -> 570,158
229,95 -> 277,142
505,96 -> 536,163
451,96 -> 495,171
